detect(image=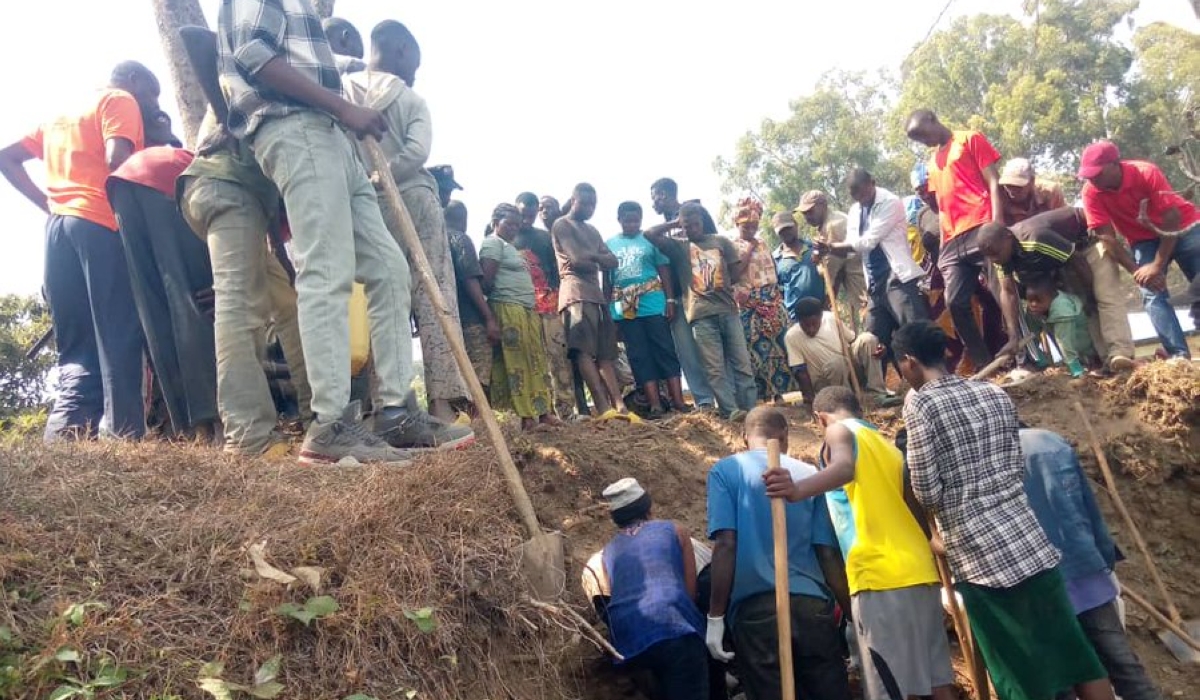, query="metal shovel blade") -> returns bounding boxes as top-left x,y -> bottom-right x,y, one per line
519,531 -> 566,602
1158,619 -> 1200,664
